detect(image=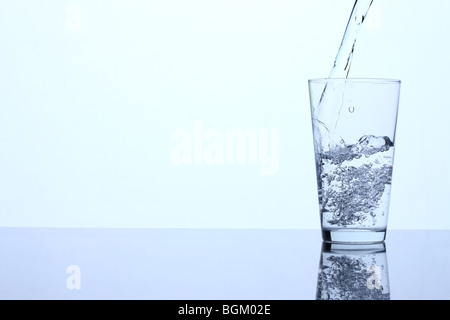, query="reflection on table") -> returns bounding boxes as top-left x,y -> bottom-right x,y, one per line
1,228 -> 450,299
316,242 -> 390,300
